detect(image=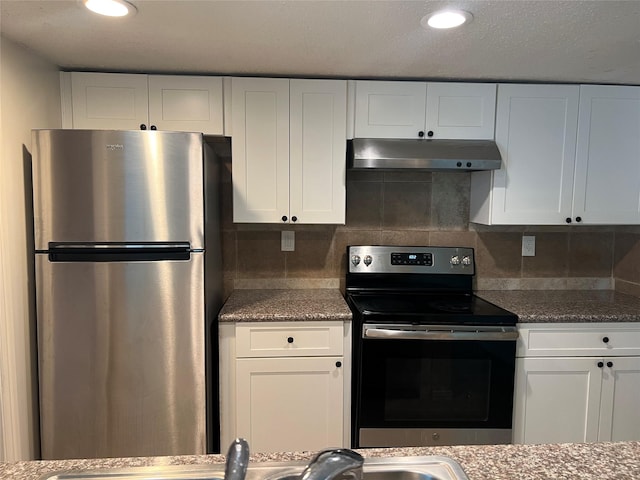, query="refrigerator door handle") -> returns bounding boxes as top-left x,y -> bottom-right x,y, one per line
47,242 -> 192,262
